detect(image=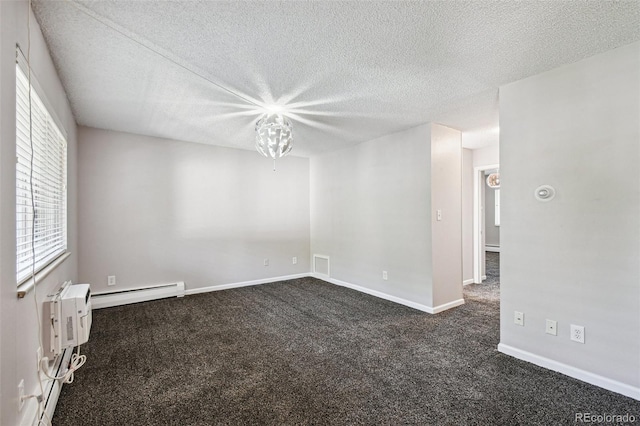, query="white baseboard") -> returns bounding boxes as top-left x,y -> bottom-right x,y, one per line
463,279 -> 474,285
485,246 -> 501,253
311,273 -> 464,314
498,343 -> 640,401
92,281 -> 185,309
432,298 -> 465,313
21,347 -> 73,426
185,273 -> 309,296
